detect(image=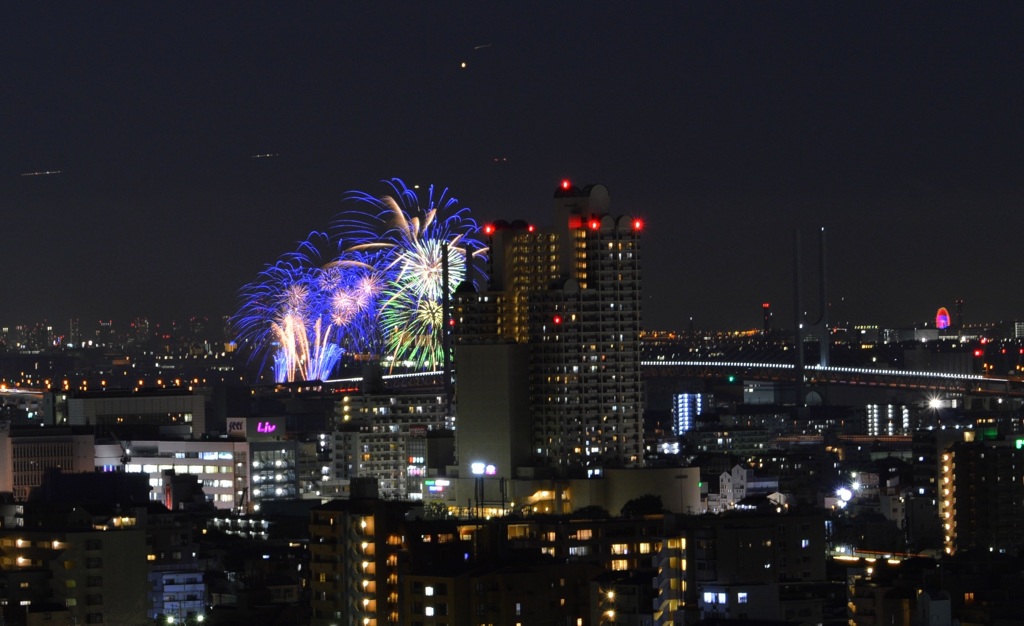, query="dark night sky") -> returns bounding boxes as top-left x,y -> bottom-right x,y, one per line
2,3 -> 1023,333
